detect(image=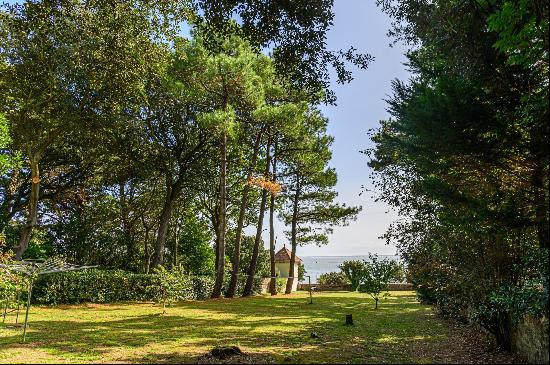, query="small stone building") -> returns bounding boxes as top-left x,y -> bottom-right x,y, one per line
274,245 -> 302,292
